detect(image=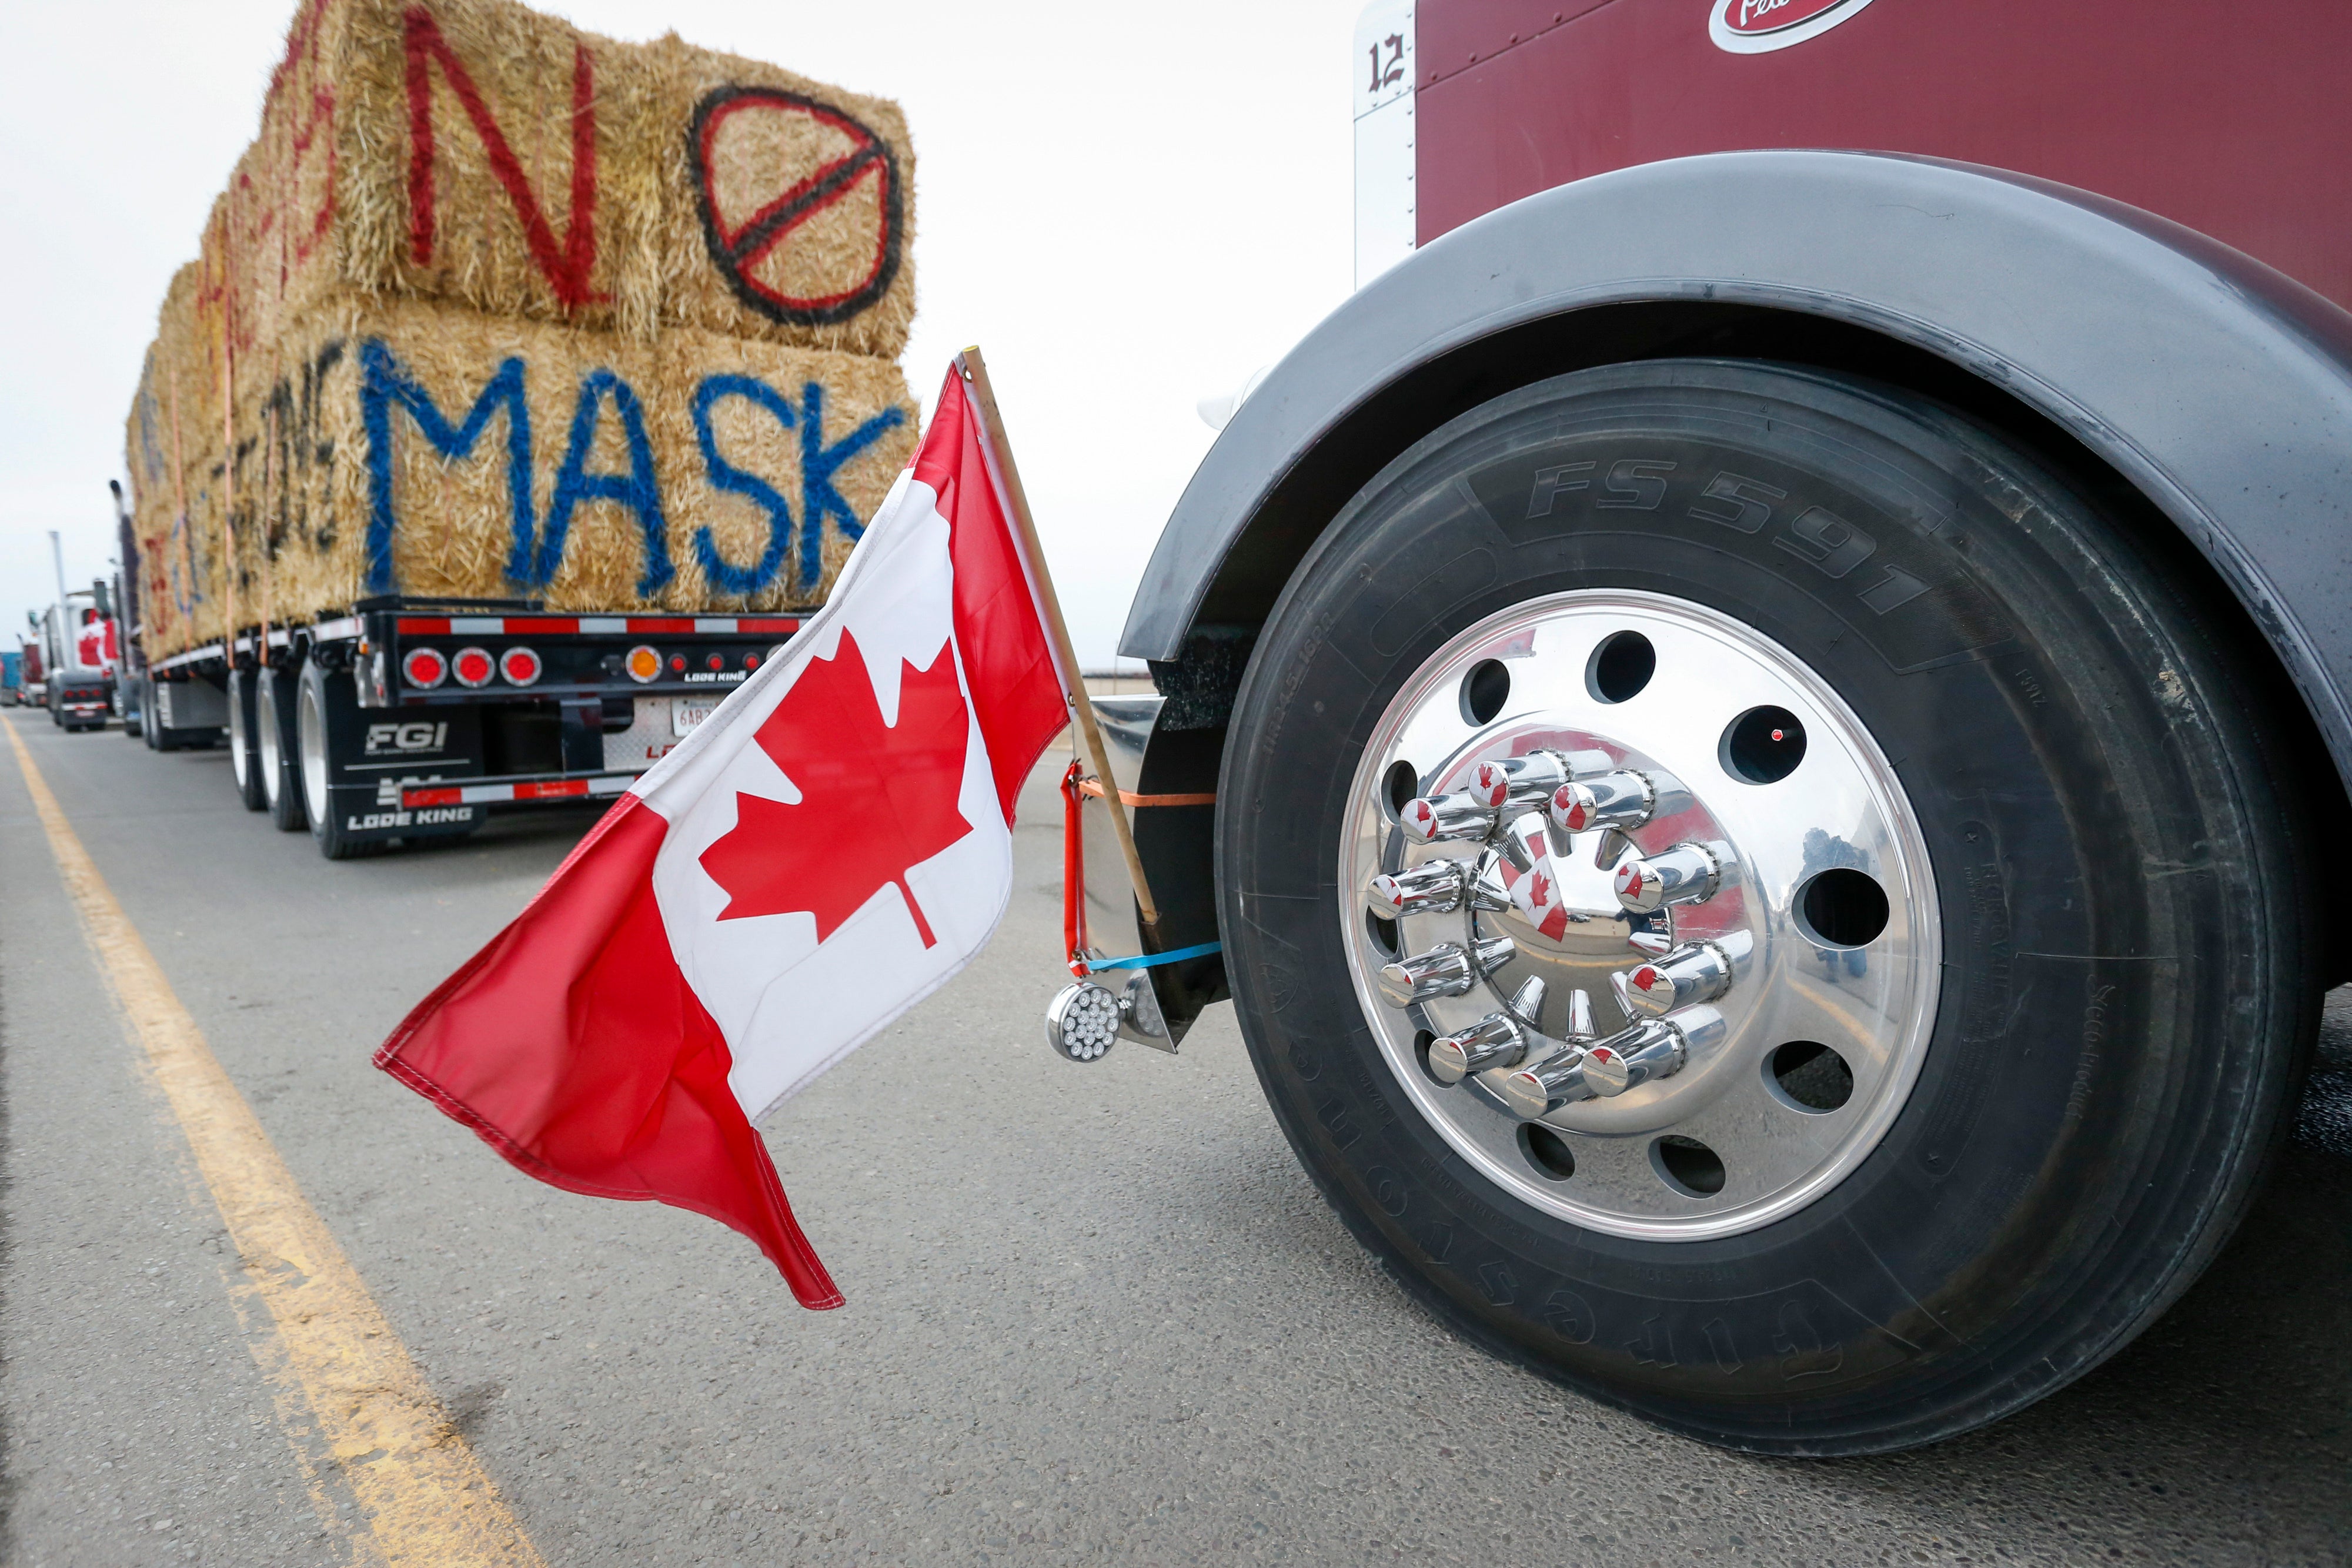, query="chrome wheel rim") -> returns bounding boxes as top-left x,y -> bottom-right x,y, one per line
258,675 -> 283,804
228,673 -> 251,790
1339,590 -> 1940,1241
298,679 -> 330,825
